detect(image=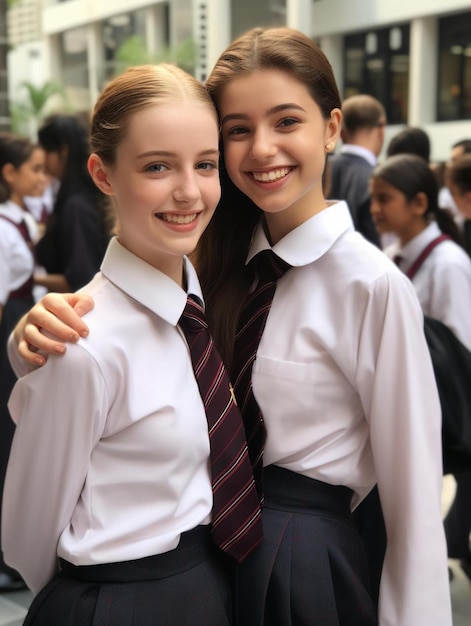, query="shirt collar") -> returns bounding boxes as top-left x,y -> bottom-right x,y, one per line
247,201 -> 354,267
340,144 -> 377,167
399,222 -> 442,270
100,237 -> 203,326
0,200 -> 29,221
